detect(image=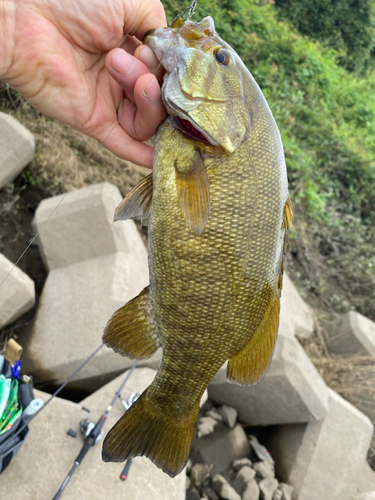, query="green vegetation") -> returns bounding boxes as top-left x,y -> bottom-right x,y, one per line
274,0 -> 375,73
163,0 -> 375,319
